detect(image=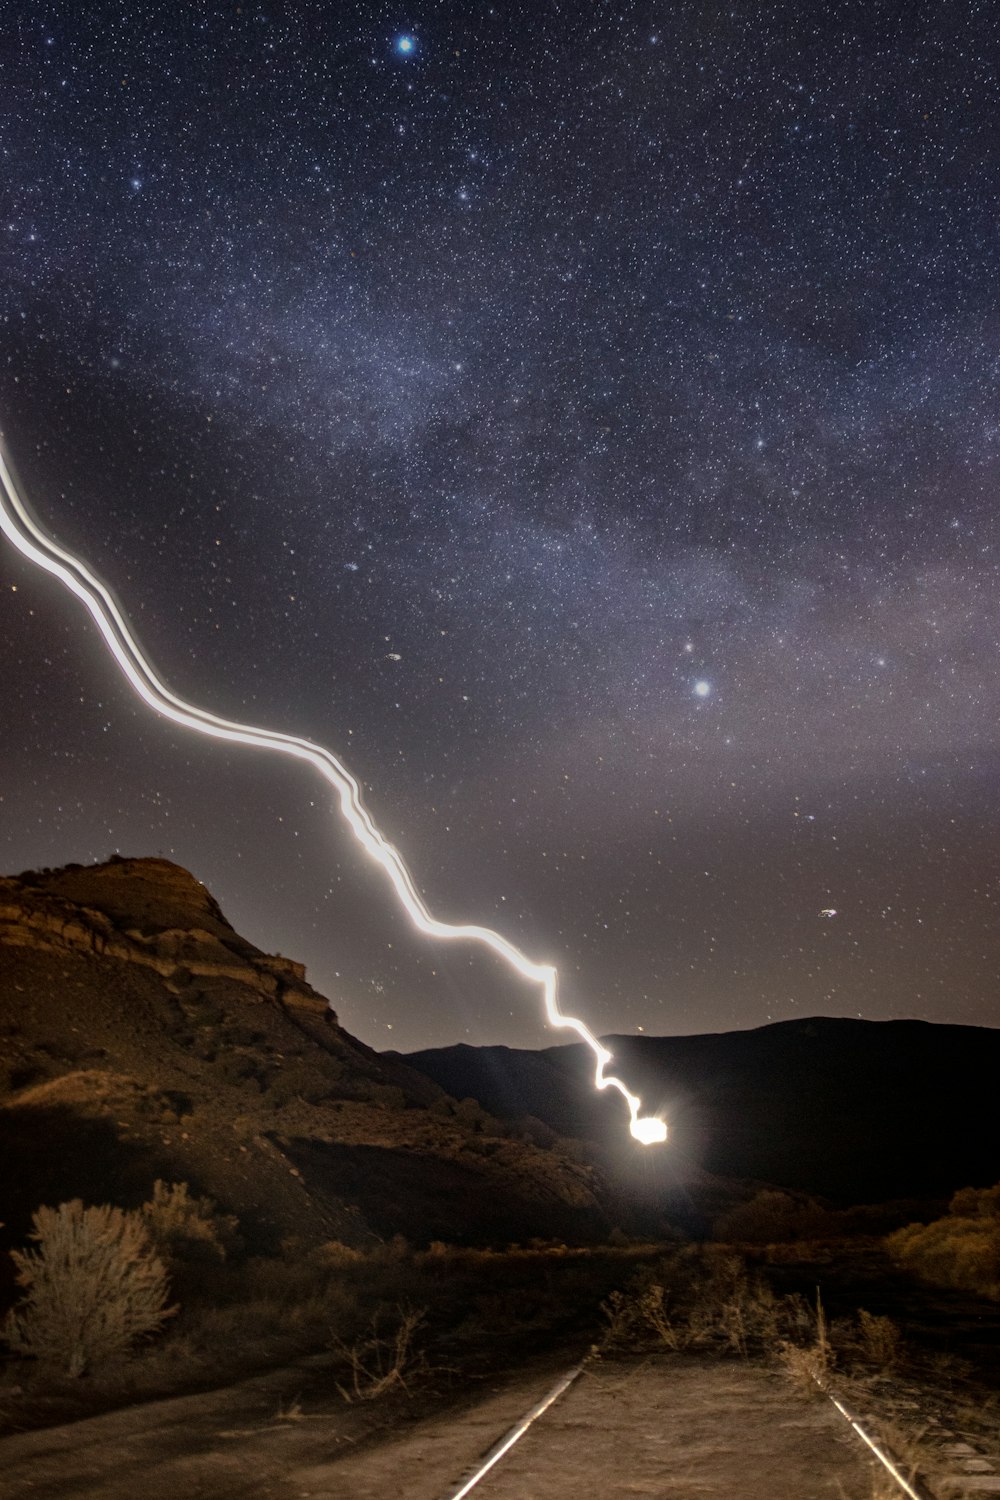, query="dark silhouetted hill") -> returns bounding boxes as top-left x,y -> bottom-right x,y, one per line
396,1016 -> 1000,1205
